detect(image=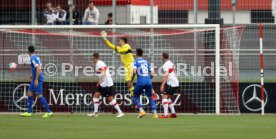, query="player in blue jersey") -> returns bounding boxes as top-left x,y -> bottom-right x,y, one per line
129,48 -> 158,119
20,45 -> 53,118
